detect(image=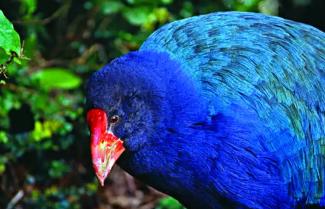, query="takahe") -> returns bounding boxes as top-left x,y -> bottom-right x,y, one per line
86,12 -> 325,209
